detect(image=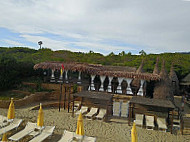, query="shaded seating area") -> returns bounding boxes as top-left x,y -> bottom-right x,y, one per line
128,96 -> 175,133
72,91 -> 113,121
